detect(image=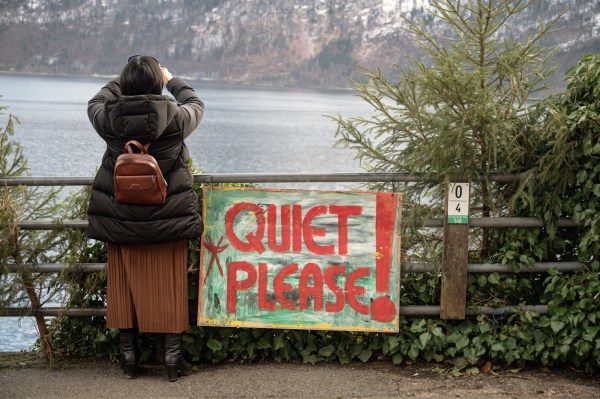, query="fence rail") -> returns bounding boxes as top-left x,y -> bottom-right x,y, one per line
14,216 -> 580,230
3,305 -> 550,317
0,172 -> 526,186
1,172 -> 583,319
4,261 -> 585,274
